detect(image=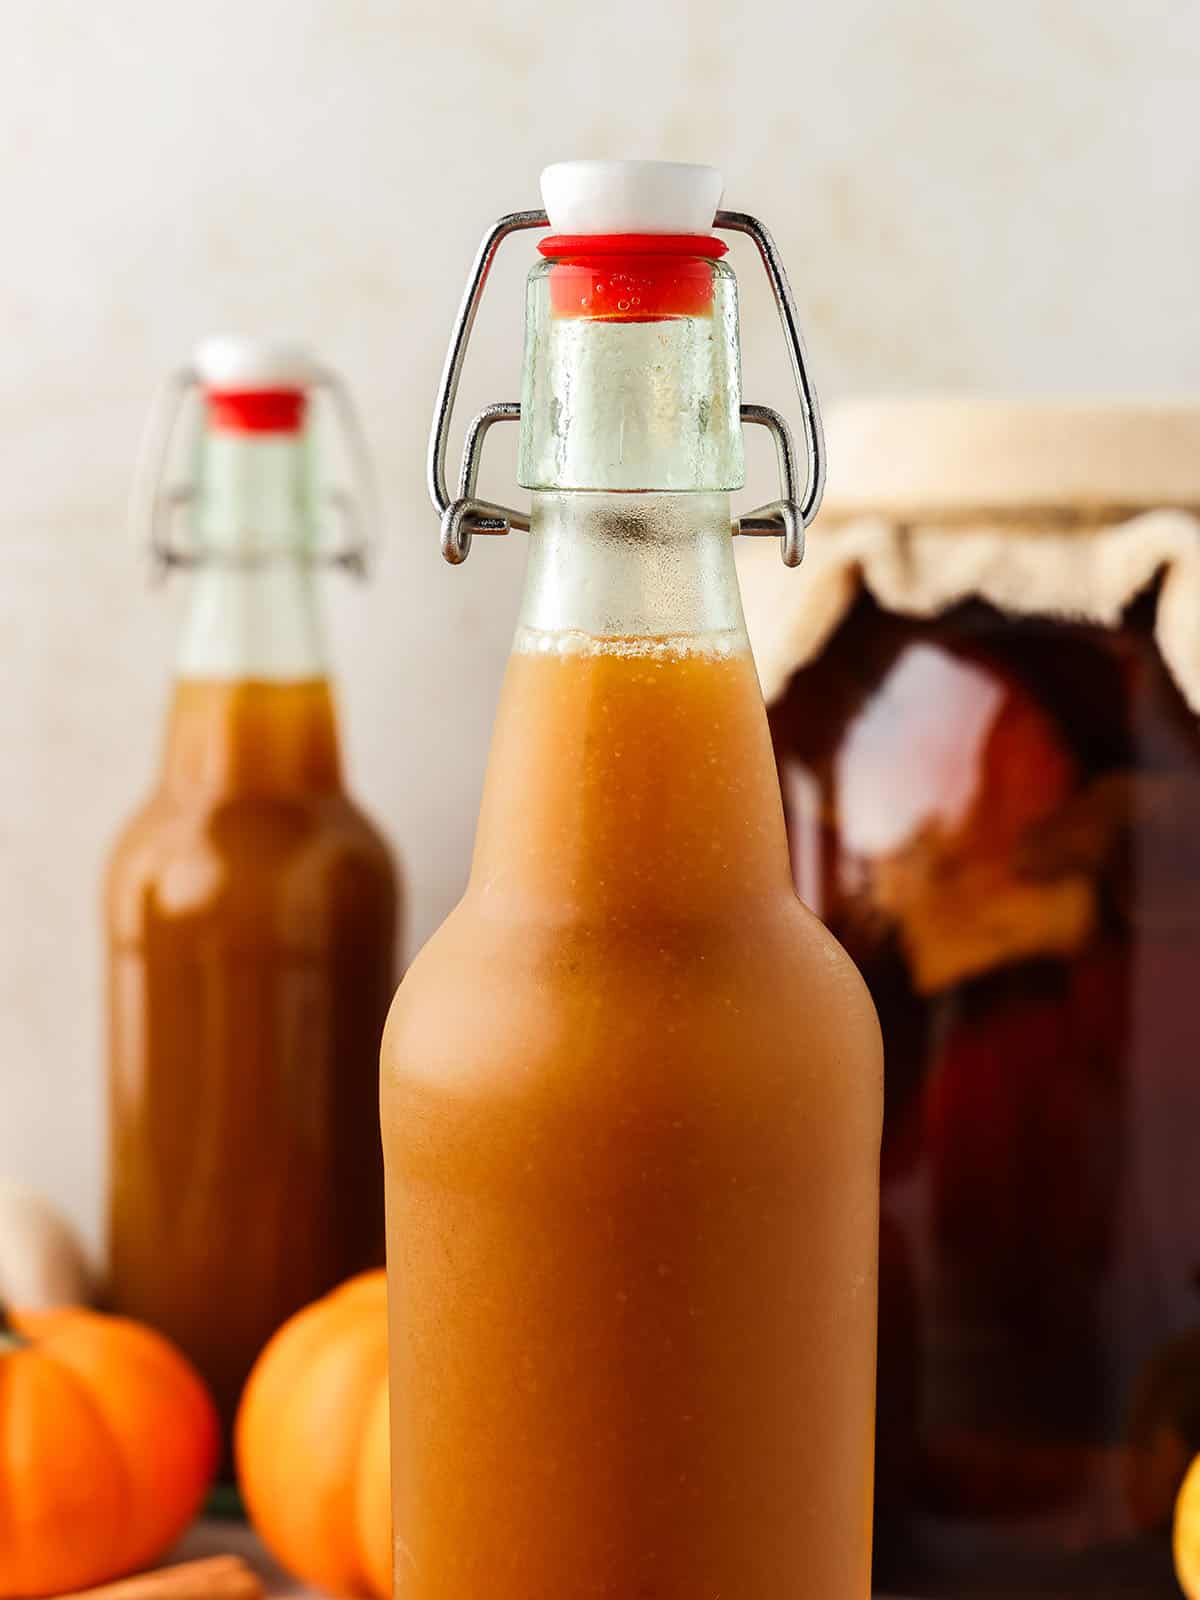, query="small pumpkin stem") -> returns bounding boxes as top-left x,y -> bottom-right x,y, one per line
0,1304 -> 28,1351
